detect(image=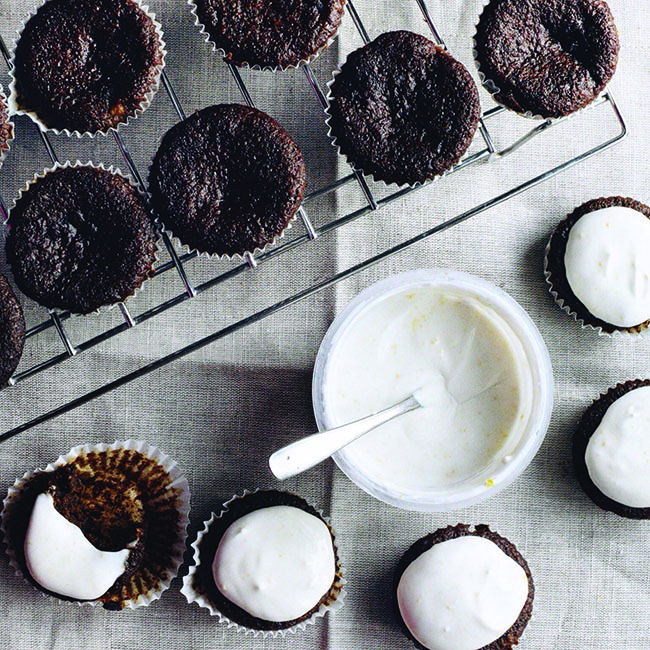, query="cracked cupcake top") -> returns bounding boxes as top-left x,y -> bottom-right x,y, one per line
6,166 -> 158,314
12,0 -> 164,133
327,31 -> 481,186
474,0 -> 619,118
